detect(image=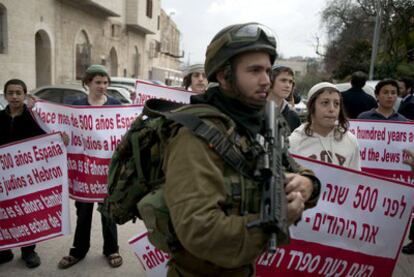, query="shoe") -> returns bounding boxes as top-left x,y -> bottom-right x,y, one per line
106,253 -> 123,268
21,251 -> 41,268
58,255 -> 81,269
0,250 -> 14,264
402,241 -> 414,254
